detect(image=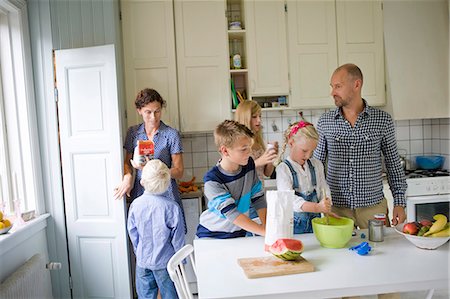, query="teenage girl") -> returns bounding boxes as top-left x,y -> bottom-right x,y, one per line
235,100 -> 278,181
275,121 -> 335,234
